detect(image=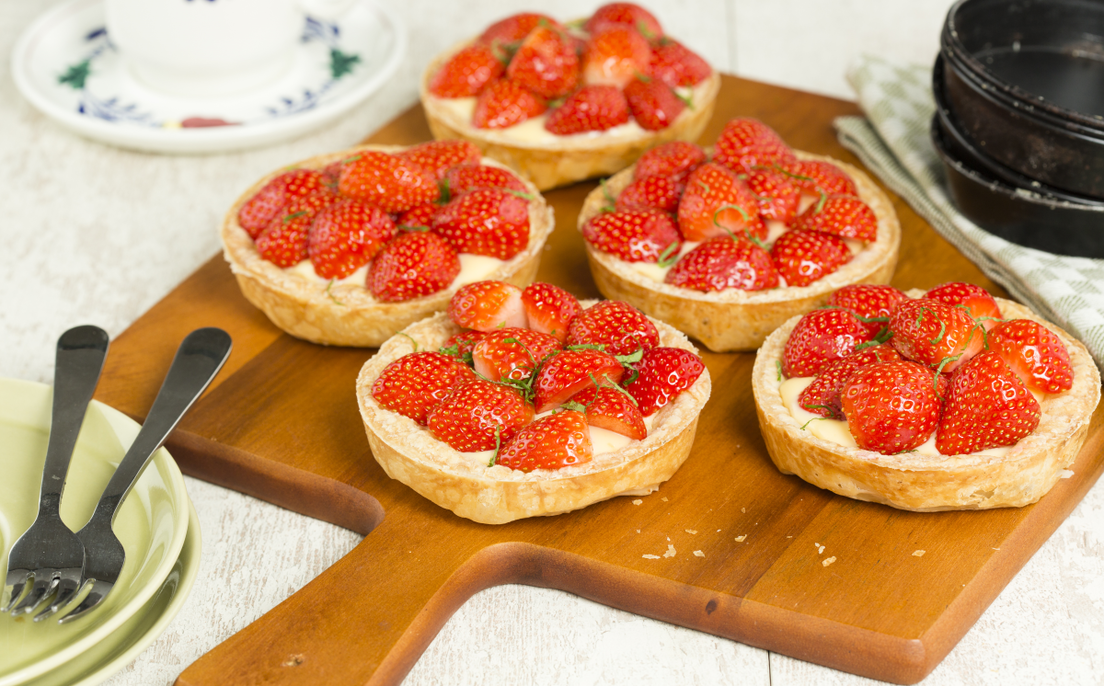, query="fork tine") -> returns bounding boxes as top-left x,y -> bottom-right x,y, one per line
3,570 -> 31,612
10,574 -> 58,616
57,582 -> 110,624
33,575 -> 81,622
